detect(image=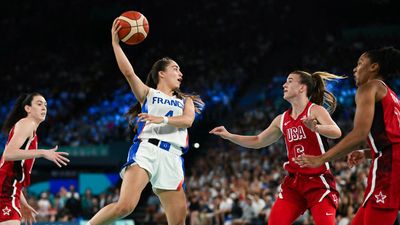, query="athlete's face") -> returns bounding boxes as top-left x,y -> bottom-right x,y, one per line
353,53 -> 378,87
283,73 -> 305,100
160,60 -> 183,90
25,95 -> 47,122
